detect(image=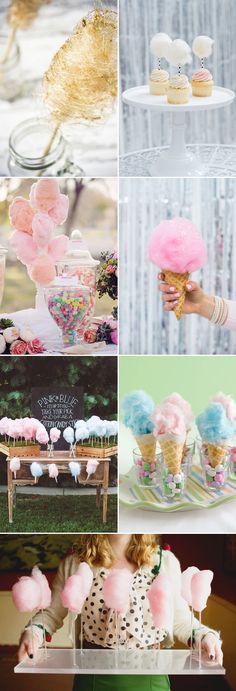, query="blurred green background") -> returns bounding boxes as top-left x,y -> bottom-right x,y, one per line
0,177 -> 117,314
